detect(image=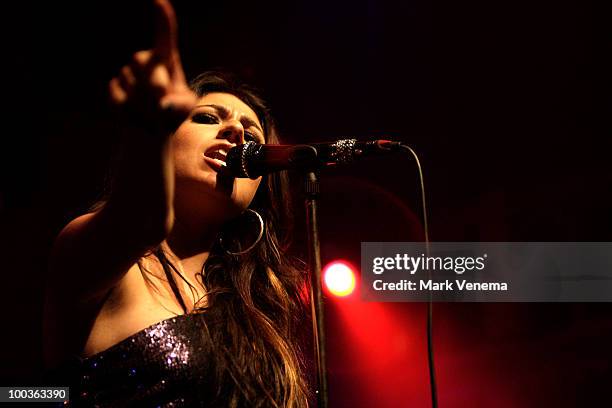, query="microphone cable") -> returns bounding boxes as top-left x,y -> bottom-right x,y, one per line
399,143 -> 438,408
